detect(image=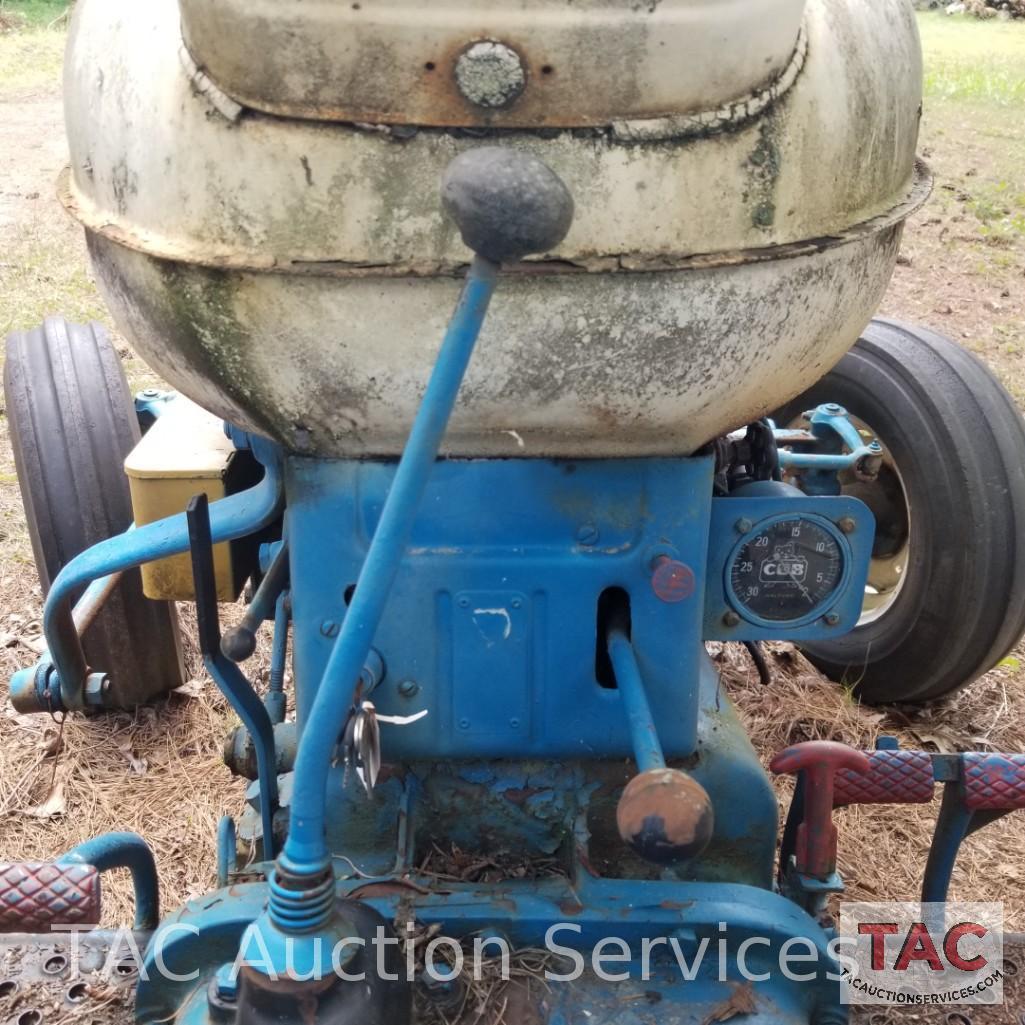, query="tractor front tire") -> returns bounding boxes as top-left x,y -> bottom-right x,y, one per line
4,317 -> 185,708
774,318 -> 1025,704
